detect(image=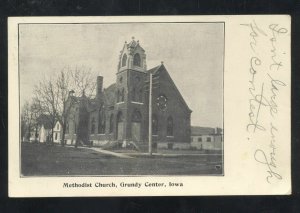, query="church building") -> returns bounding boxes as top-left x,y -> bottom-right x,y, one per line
65,37 -> 192,149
